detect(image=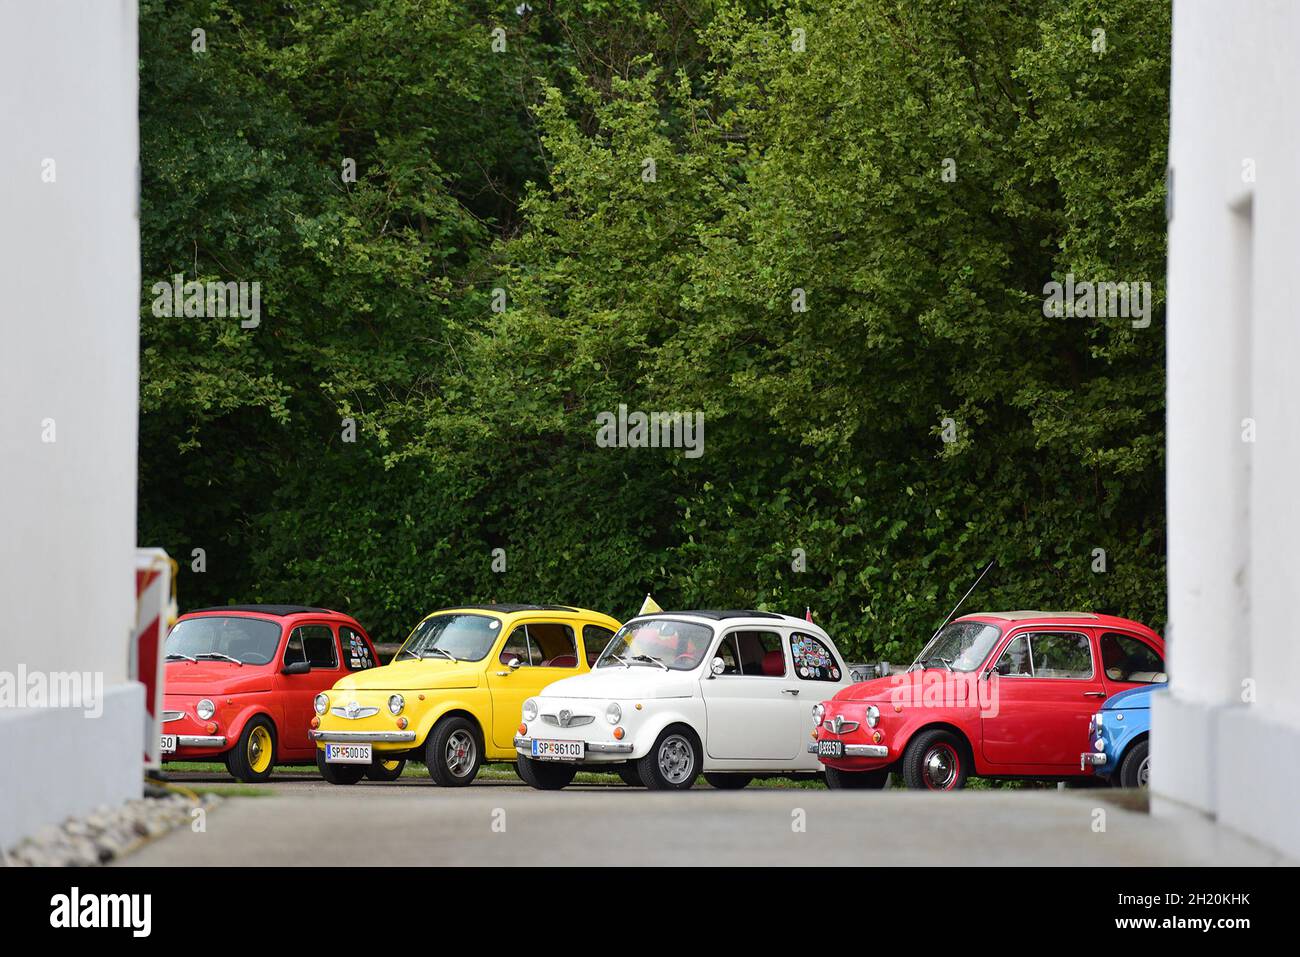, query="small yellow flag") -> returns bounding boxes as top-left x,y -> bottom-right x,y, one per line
639,593 -> 663,615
